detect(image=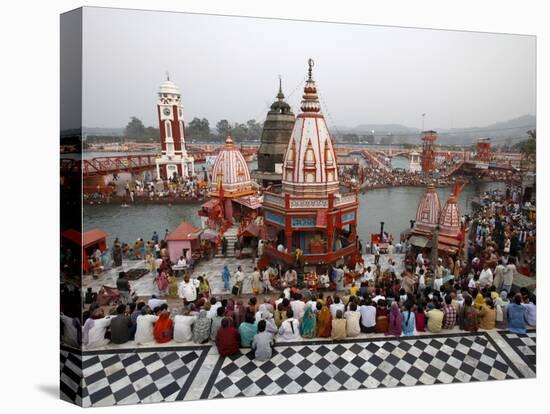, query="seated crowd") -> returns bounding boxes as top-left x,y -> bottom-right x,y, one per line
73,279 -> 536,362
